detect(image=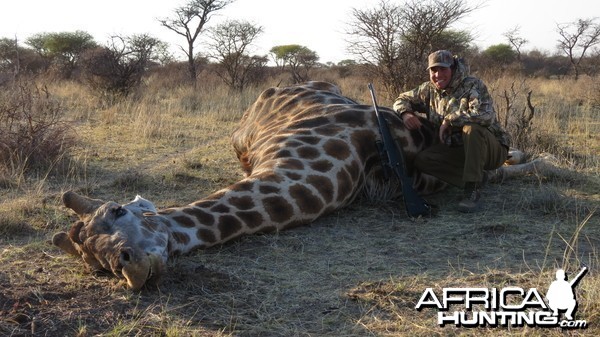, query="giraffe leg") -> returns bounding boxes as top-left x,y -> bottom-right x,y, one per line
62,190 -> 105,220
485,153 -> 559,182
